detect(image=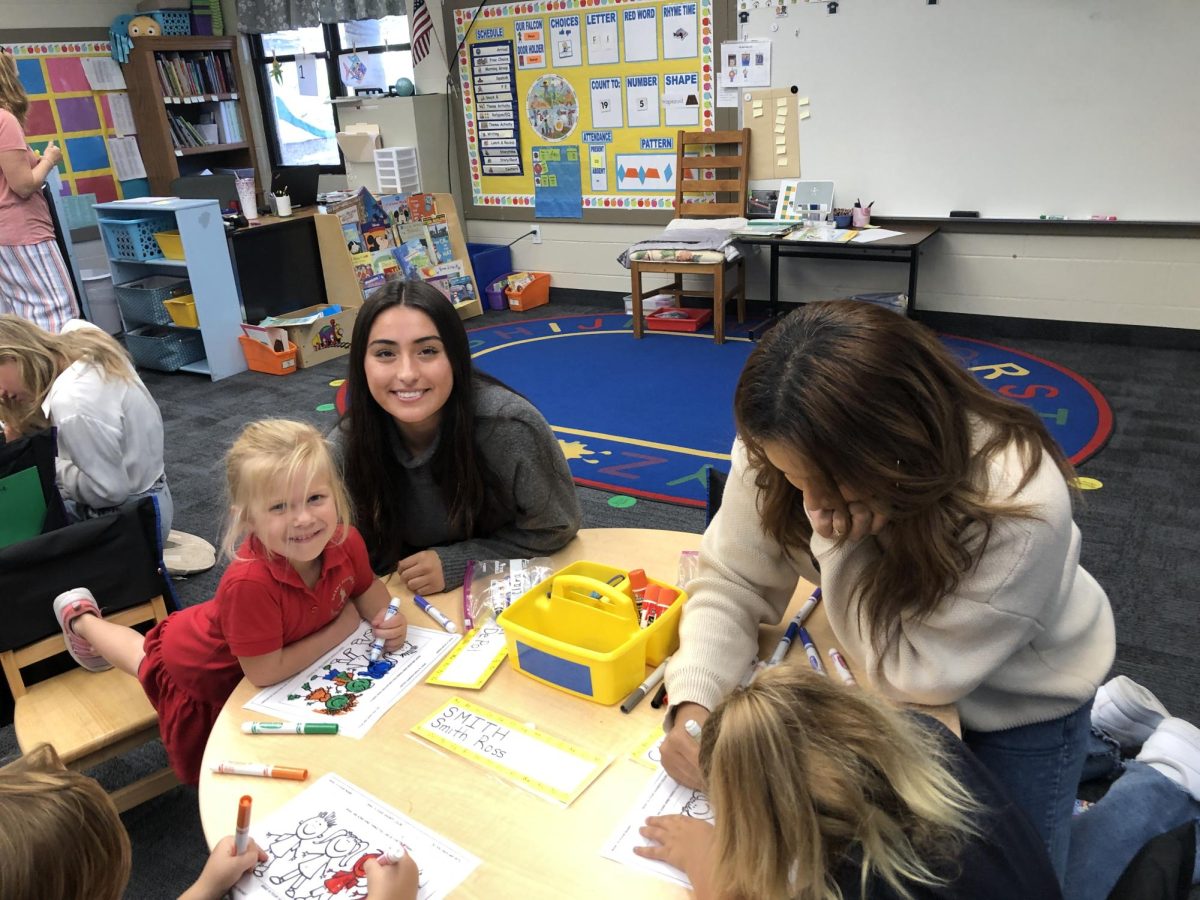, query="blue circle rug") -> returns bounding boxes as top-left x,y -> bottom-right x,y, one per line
469,314 -> 1113,508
